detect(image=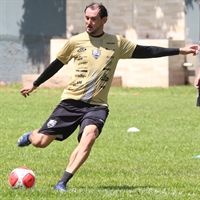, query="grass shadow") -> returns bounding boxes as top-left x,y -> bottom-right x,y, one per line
98,185 -> 155,191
